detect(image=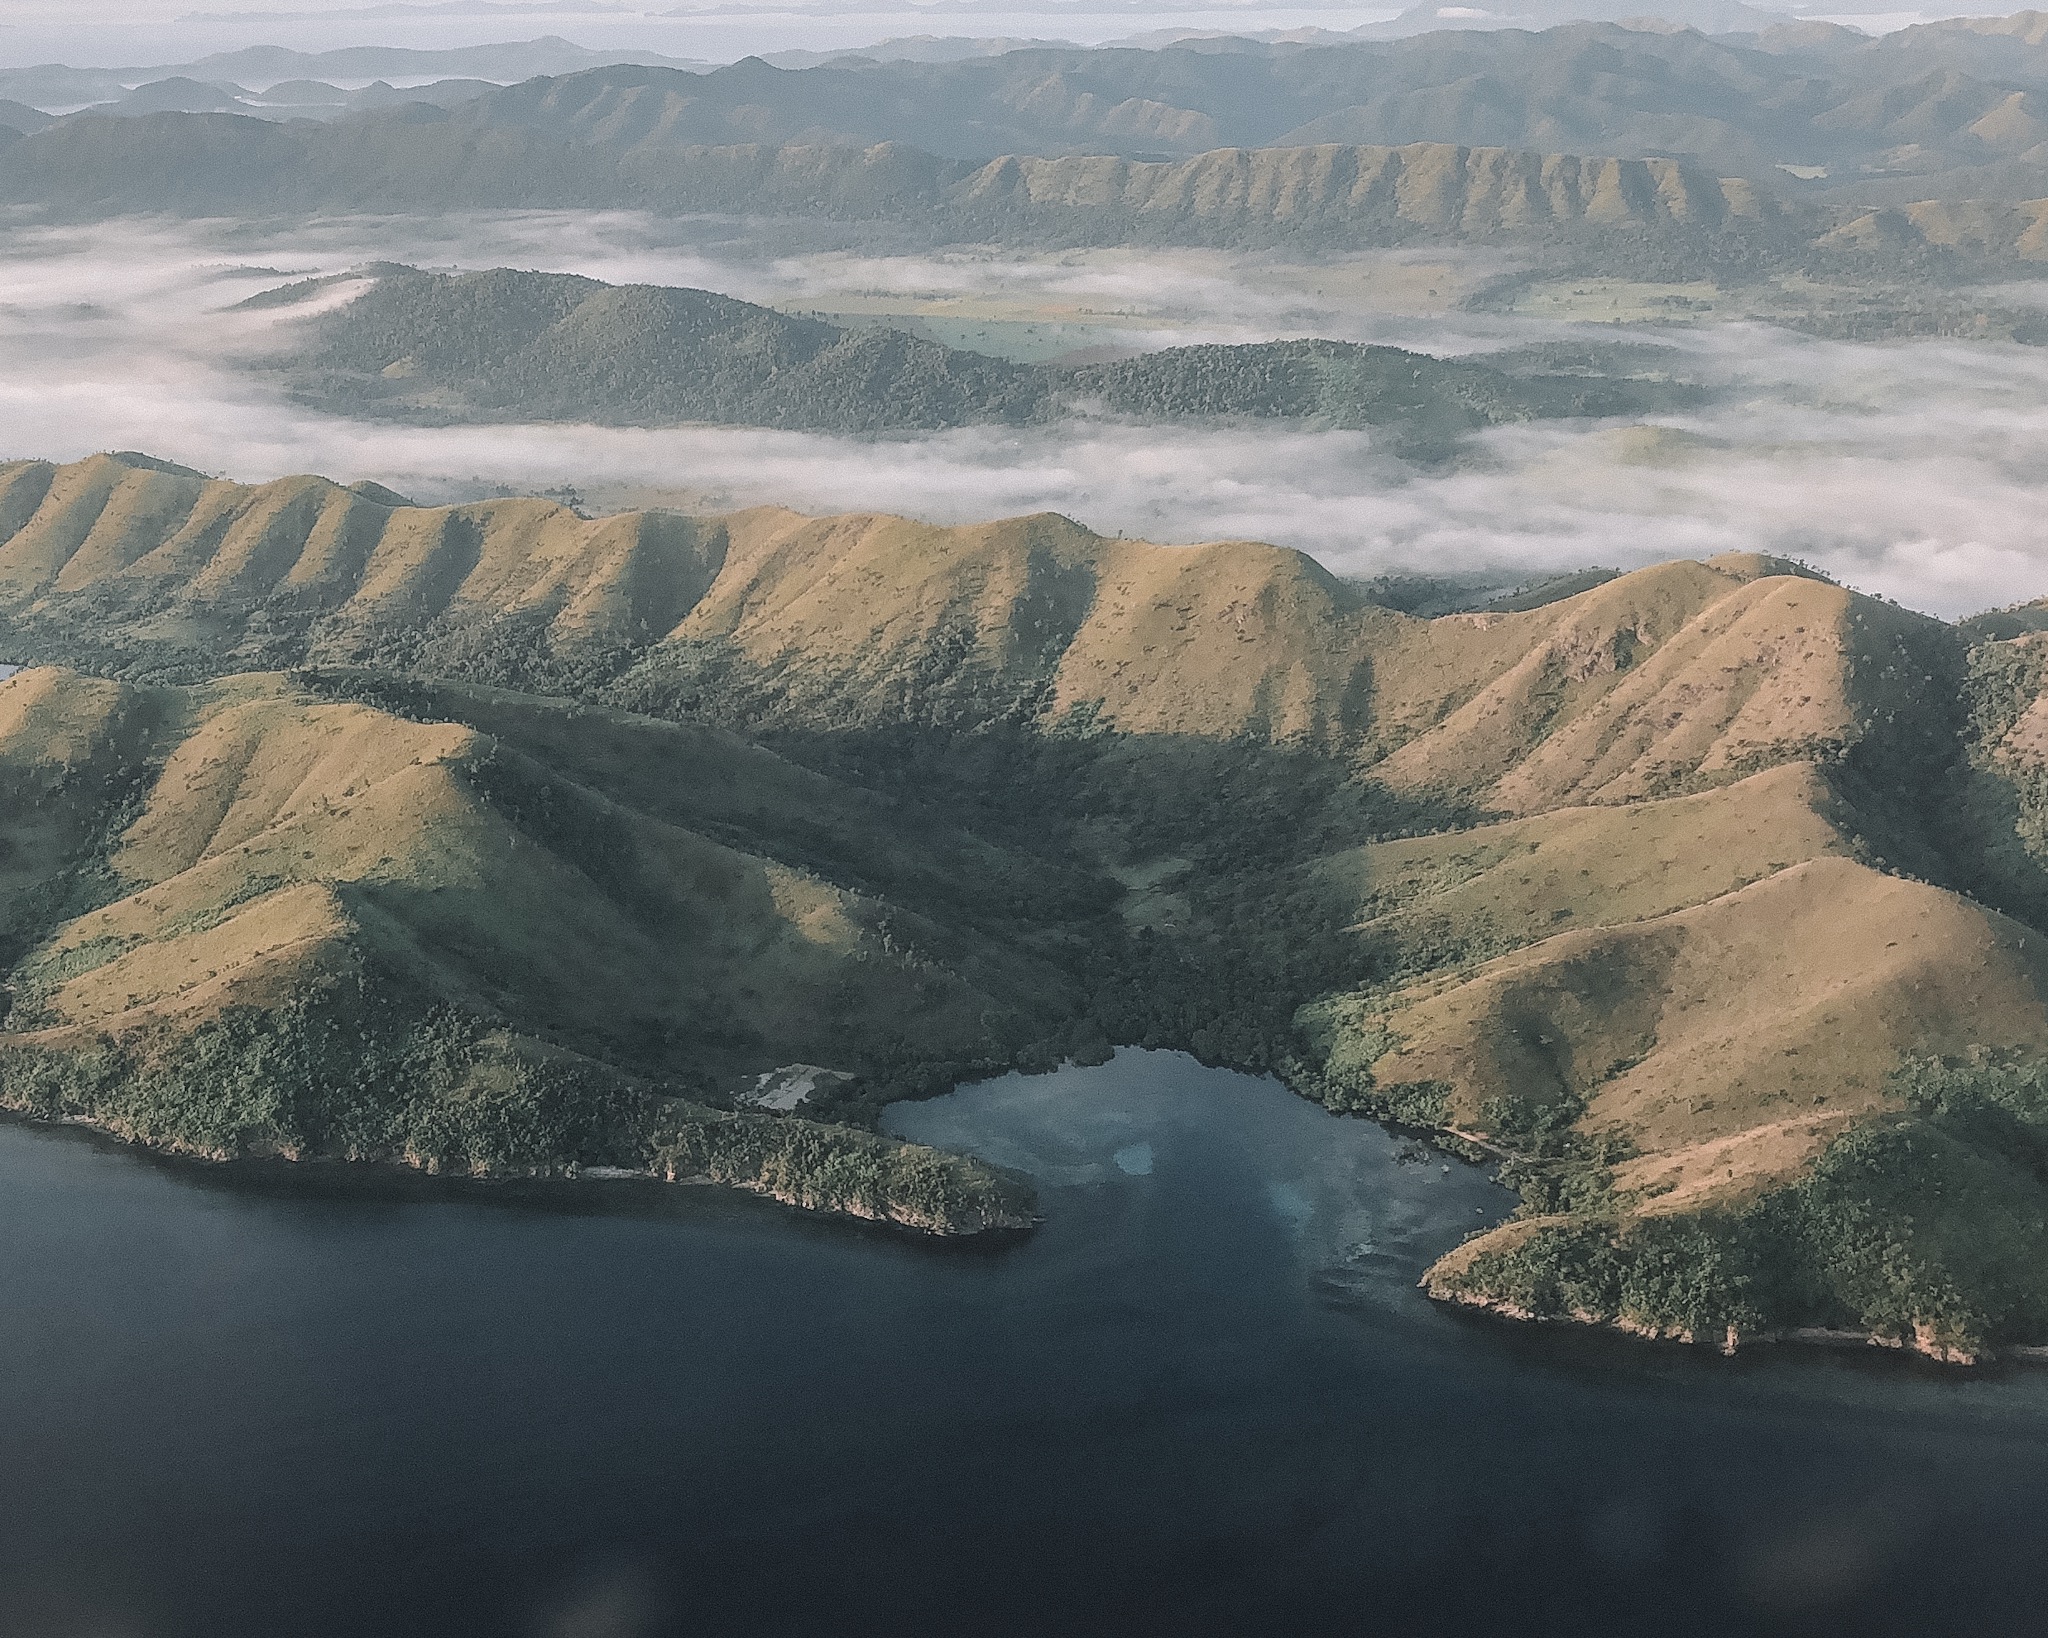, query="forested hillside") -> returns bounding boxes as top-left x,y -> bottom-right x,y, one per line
261,265 -> 1696,447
